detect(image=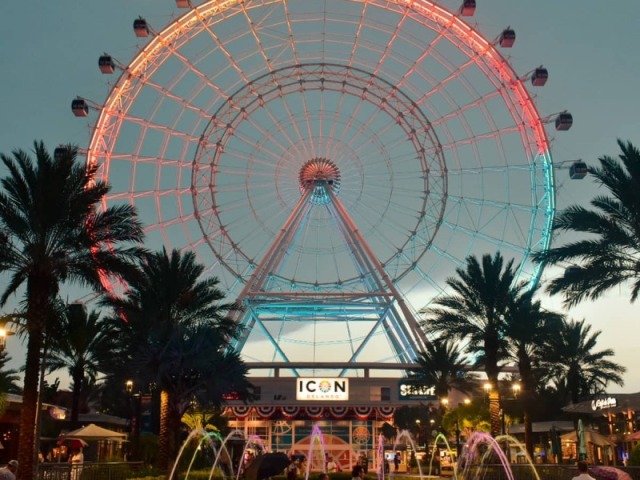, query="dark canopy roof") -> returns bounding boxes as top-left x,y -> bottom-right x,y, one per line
562,392 -> 640,415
